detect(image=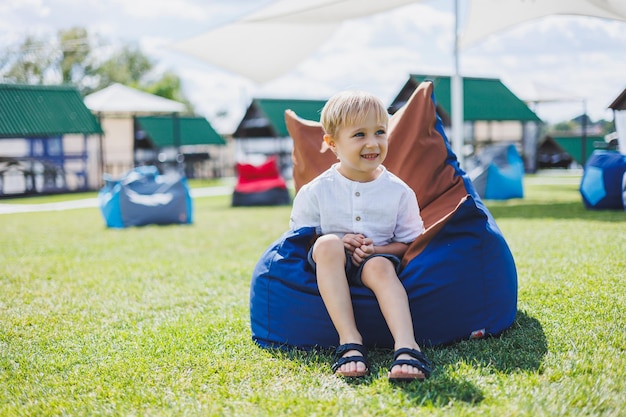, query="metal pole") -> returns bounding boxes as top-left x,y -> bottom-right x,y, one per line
97,112 -> 105,186
581,99 -> 587,165
172,112 -> 183,173
452,0 -> 465,168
